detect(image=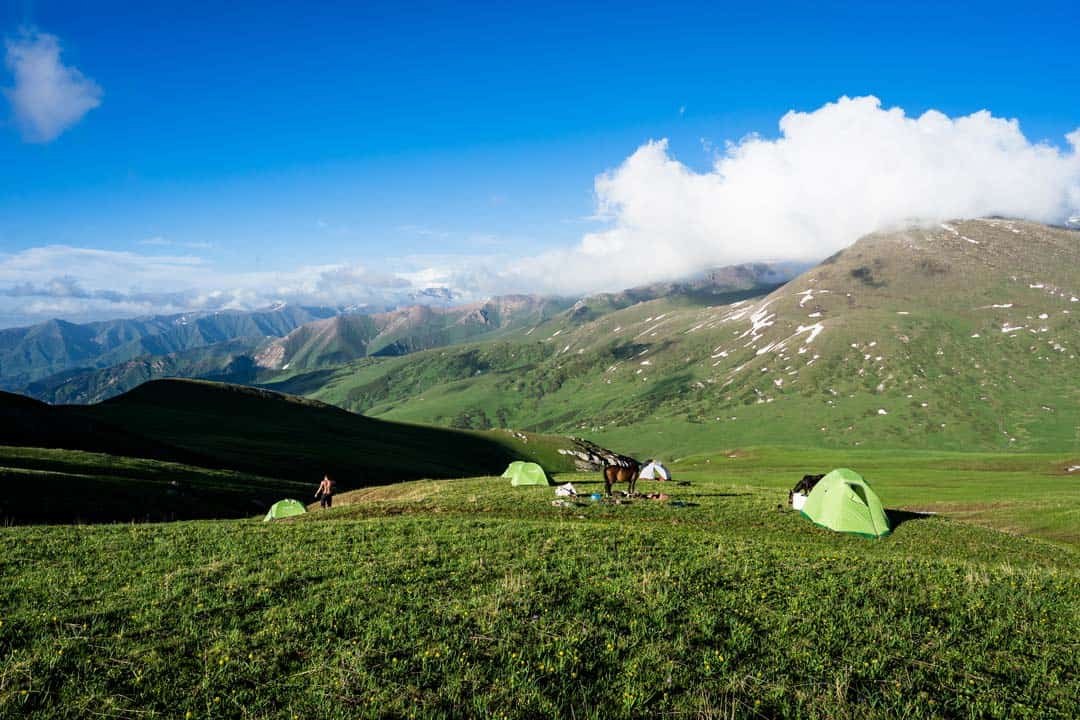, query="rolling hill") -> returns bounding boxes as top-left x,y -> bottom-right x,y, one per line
286,219 -> 1080,455
69,379 -> 572,485
0,378 -> 587,523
